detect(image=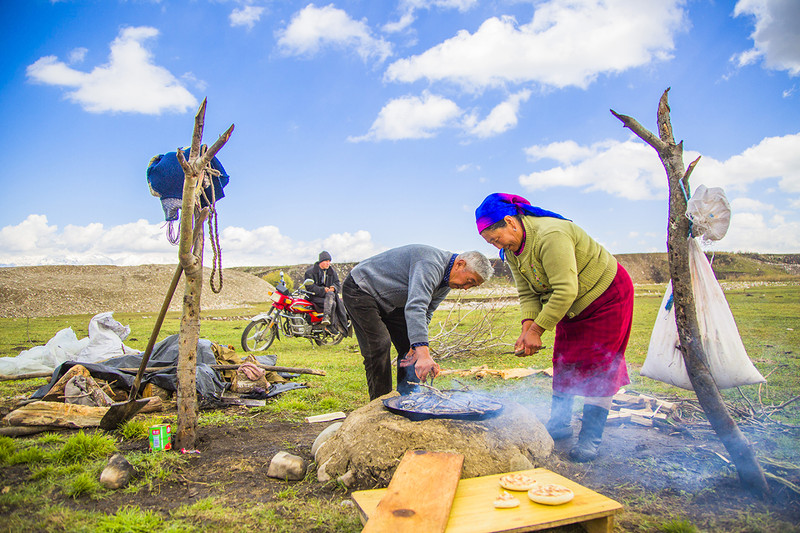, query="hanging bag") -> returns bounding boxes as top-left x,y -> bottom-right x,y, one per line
641,237 -> 765,390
